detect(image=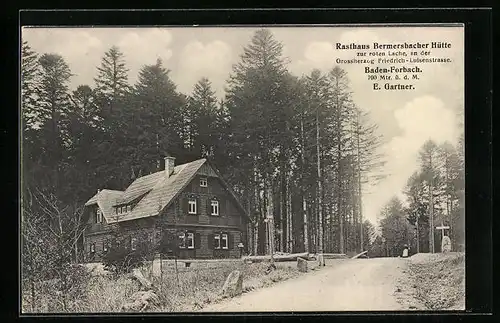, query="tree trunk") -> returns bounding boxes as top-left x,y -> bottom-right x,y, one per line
429,154 -> 435,253
336,77 -> 344,254
357,110 -> 364,252
300,117 -> 309,253
279,172 -> 284,253
316,110 -> 324,254
287,174 -> 293,253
